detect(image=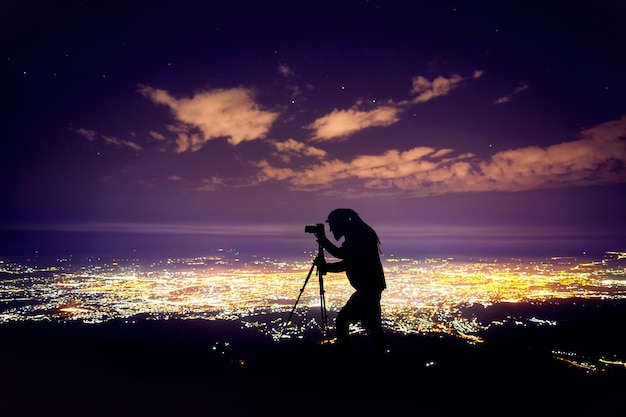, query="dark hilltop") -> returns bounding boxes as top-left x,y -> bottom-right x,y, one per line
1,298 -> 624,416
